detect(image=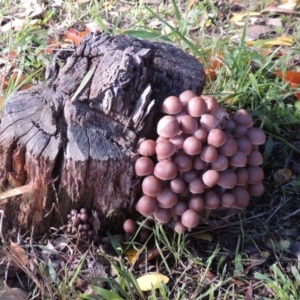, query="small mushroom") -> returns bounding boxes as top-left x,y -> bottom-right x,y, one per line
224,119 -> 236,132
154,159 -> 177,180
179,90 -> 197,106
135,157 -> 155,176
211,154 -> 228,171
173,201 -> 188,216
174,221 -> 187,234
232,109 -> 253,128
218,138 -> 237,156
156,140 -> 176,160
170,177 -> 186,194
142,175 -> 162,197
174,151 -> 193,172
246,127 -> 266,145
229,150 -> 247,167
207,128 -> 227,148
123,219 -> 136,233
201,145 -> 218,162
211,107 -> 229,121
162,95 -> 183,115
183,136 -> 202,155
182,169 -> 198,182
187,96 -> 208,117
189,178 -> 205,194
188,195 -> 204,212
235,137 -> 252,155
180,115 -> 198,134
157,115 -> 180,138
157,187 -> 178,208
192,127 -> 208,141
136,195 -> 158,215
248,183 -> 264,196
231,187 -> 250,208
154,207 -> 172,223
233,125 -> 248,137
202,170 -> 220,187
247,150 -> 263,165
204,191 -> 220,210
217,169 -> 237,189
169,135 -> 185,150
235,168 -> 249,186
181,209 -> 200,230
200,114 -> 219,132
246,165 -> 264,184
138,139 -> 156,156
201,95 -> 219,112
193,156 -> 206,170
221,193 -> 236,208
